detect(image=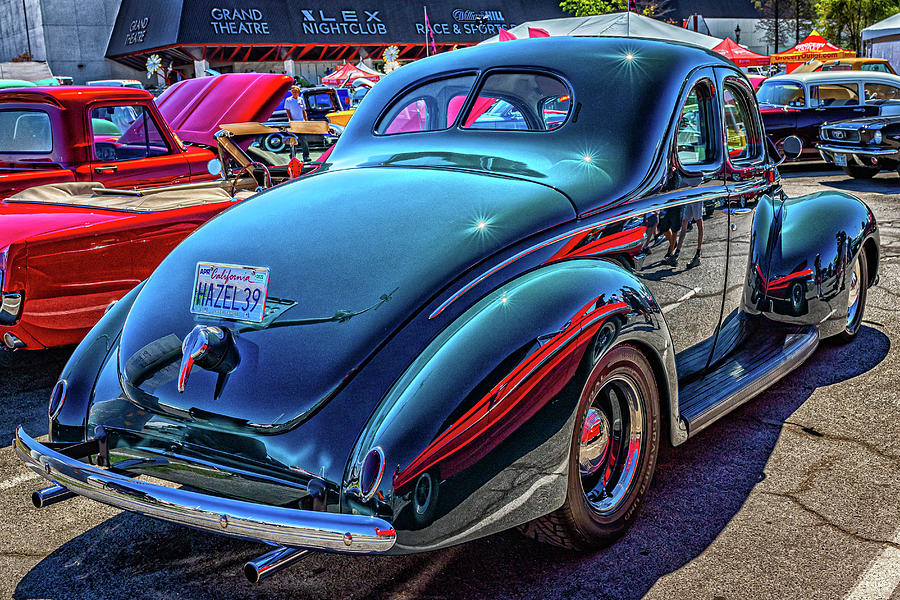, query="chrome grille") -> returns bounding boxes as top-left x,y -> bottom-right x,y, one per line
823,128 -> 860,142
